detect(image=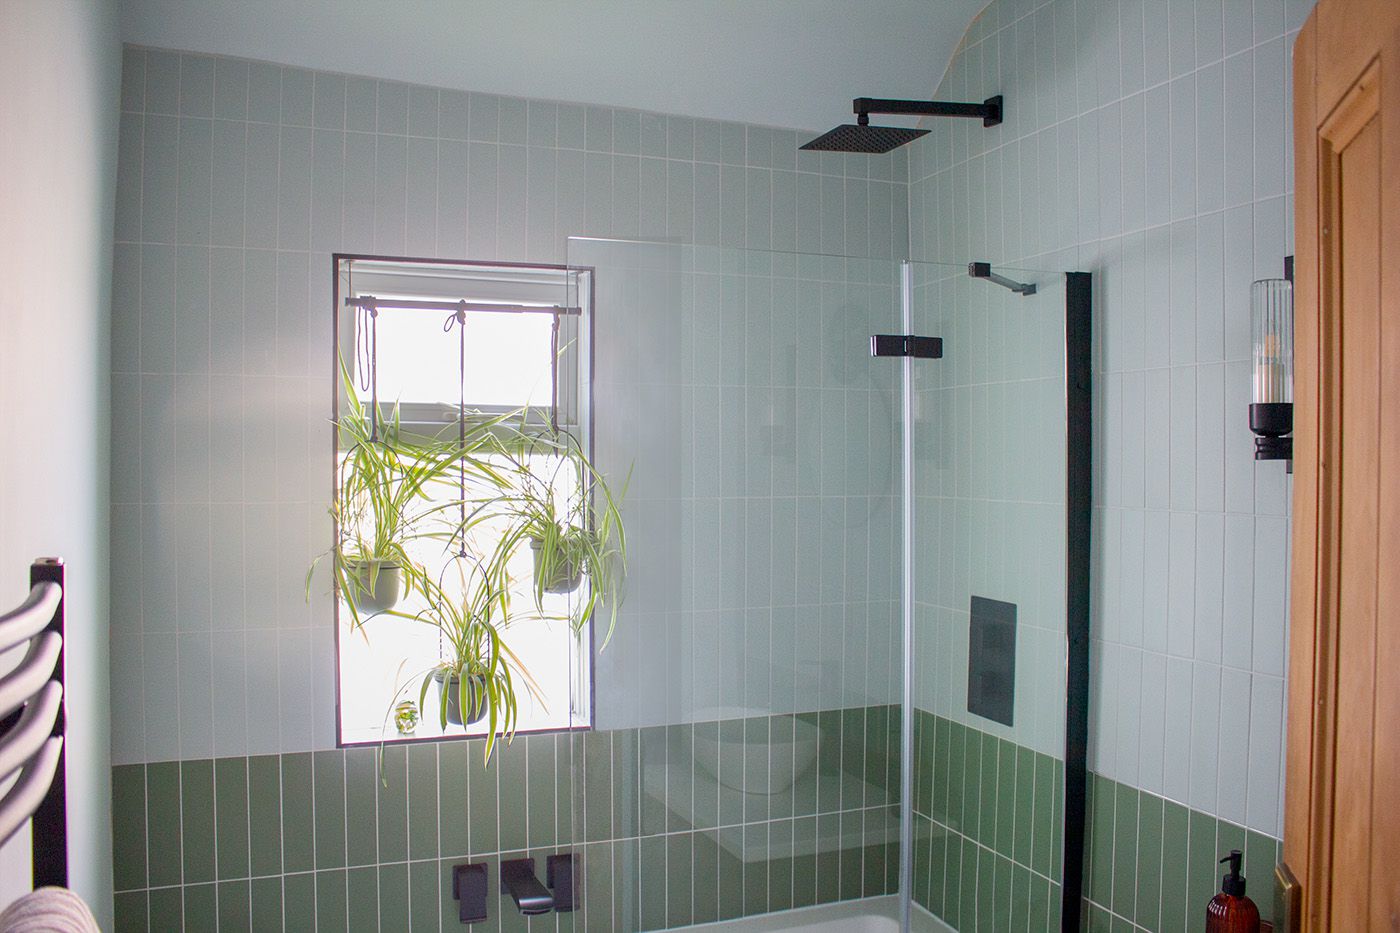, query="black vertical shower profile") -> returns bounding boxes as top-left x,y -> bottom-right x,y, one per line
1061,271 -> 1093,933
